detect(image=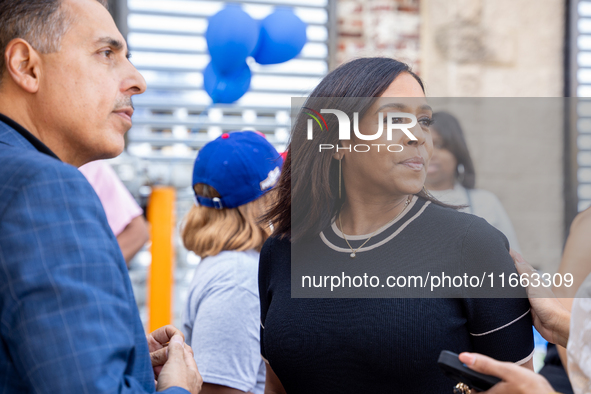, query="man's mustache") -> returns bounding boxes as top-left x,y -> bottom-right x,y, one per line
114,97 -> 134,112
